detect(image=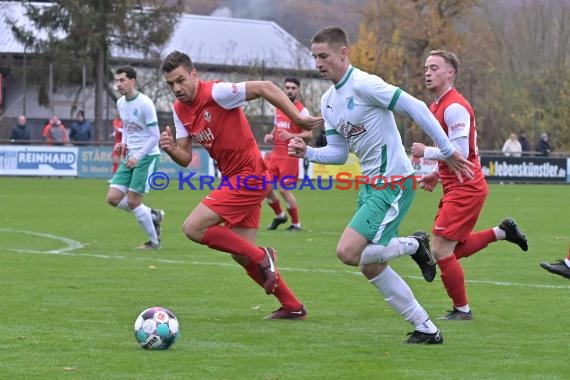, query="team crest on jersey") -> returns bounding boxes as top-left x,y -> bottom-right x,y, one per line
337,119 -> 366,138
346,96 -> 355,110
203,110 -> 212,122
132,108 -> 138,116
